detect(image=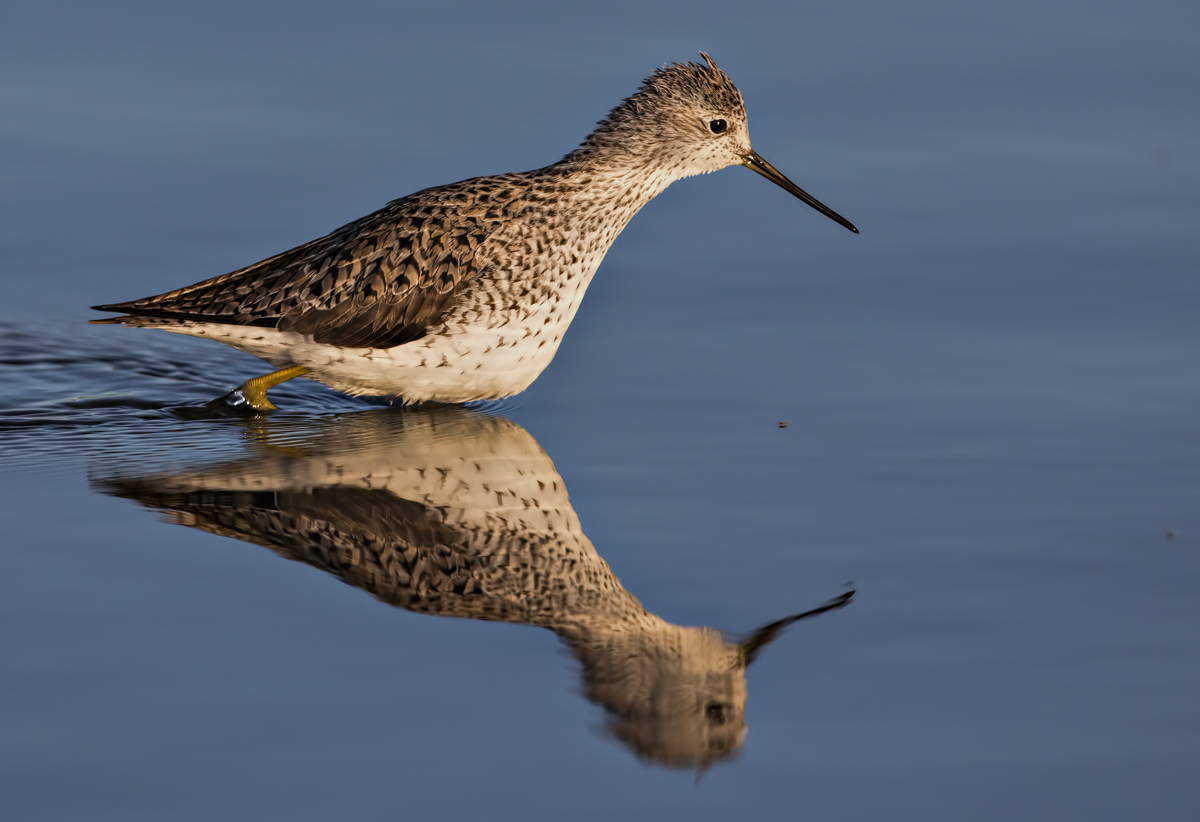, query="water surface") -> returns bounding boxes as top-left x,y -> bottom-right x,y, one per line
2,1 -> 1198,819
